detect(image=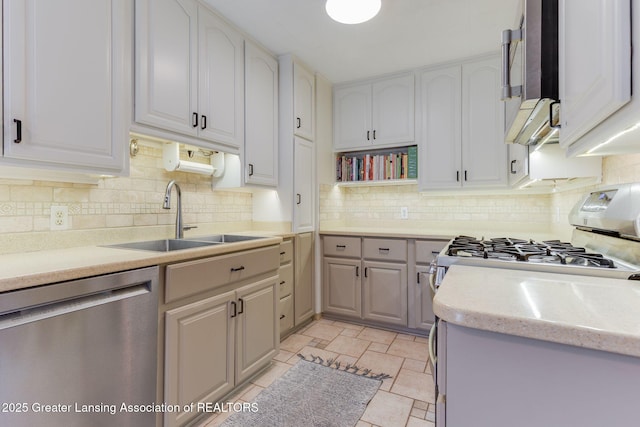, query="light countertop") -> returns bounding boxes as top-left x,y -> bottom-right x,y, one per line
319,227 -> 558,242
434,264 -> 640,358
0,235 -> 283,293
